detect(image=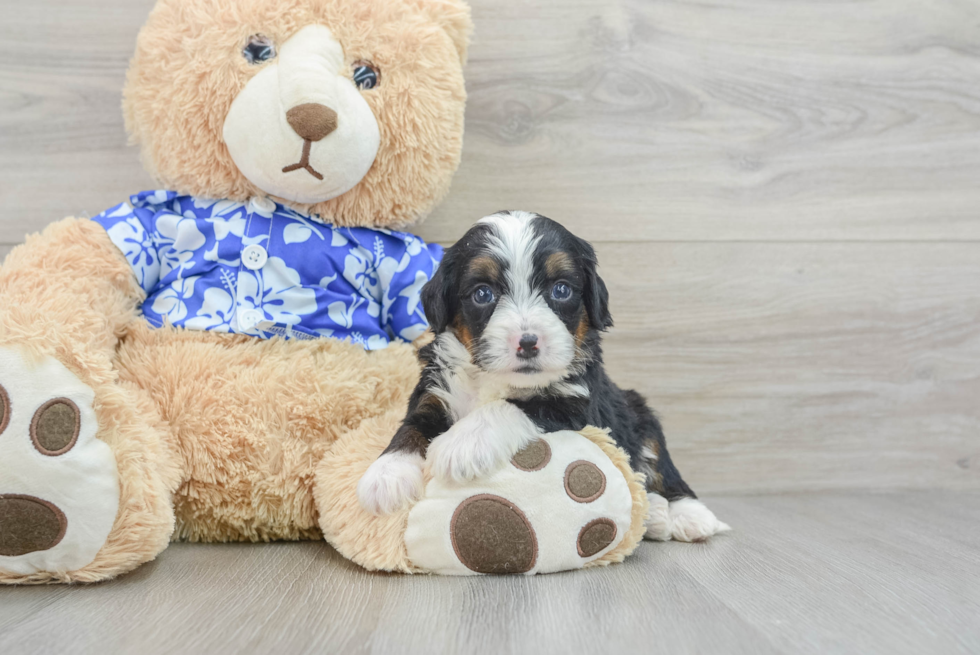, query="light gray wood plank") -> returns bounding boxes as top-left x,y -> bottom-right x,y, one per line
675,493 -> 980,655
424,0 -> 980,242
594,242 -> 980,494
1,492 -> 977,654
0,0 -> 157,243
4,0 -> 980,242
